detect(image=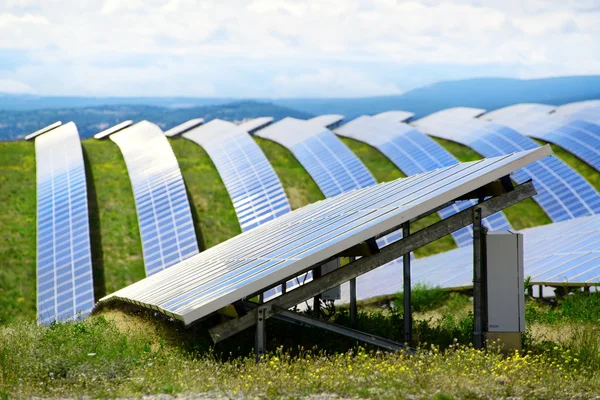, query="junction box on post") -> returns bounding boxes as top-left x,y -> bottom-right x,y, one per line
485,230 -> 525,353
